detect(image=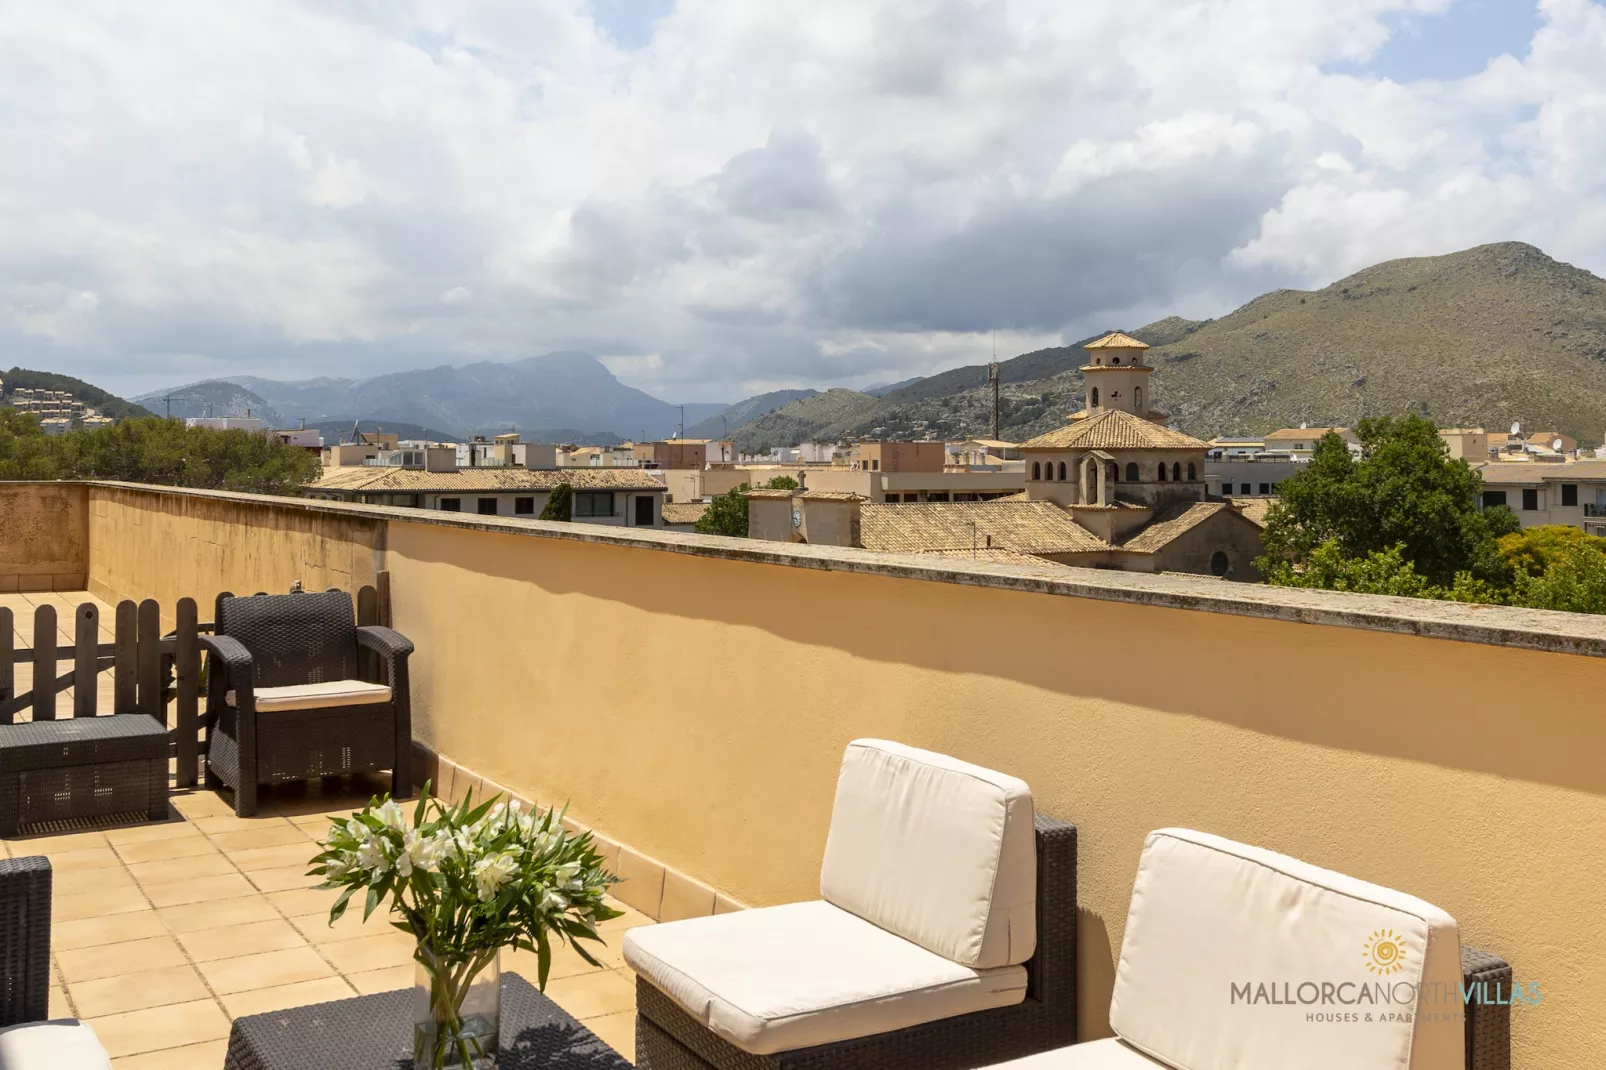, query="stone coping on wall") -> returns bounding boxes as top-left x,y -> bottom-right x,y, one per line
61,480 -> 1606,659
411,743 -> 747,922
